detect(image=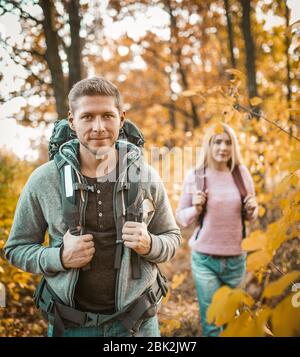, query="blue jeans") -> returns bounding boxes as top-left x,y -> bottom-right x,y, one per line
191,251 -> 246,337
48,315 -> 160,337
